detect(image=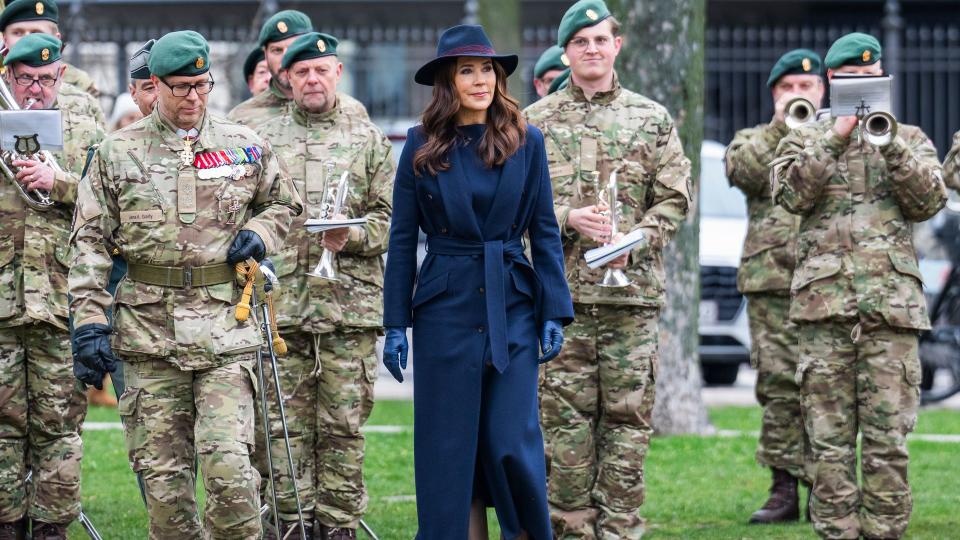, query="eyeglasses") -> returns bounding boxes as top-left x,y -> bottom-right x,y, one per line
160,76 -> 215,97
11,70 -> 59,88
567,36 -> 613,51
